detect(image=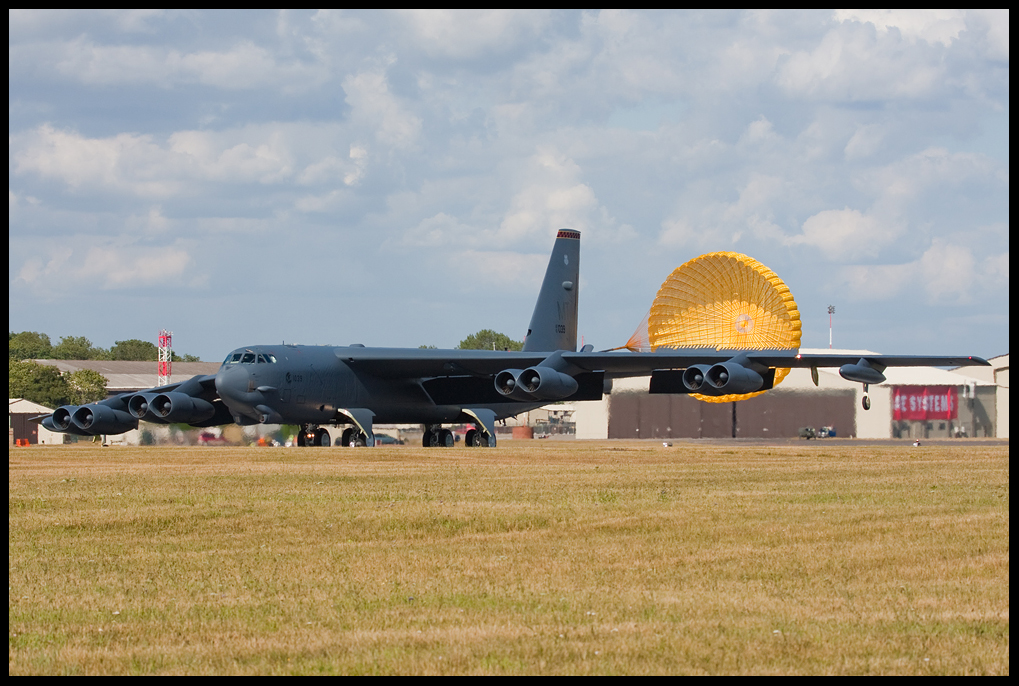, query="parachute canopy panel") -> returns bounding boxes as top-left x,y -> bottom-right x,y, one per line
648,252 -> 800,351
634,251 -> 801,402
